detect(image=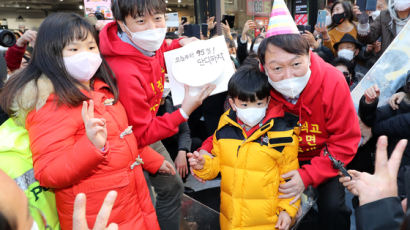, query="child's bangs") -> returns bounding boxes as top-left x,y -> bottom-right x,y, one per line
63,22 -> 96,48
